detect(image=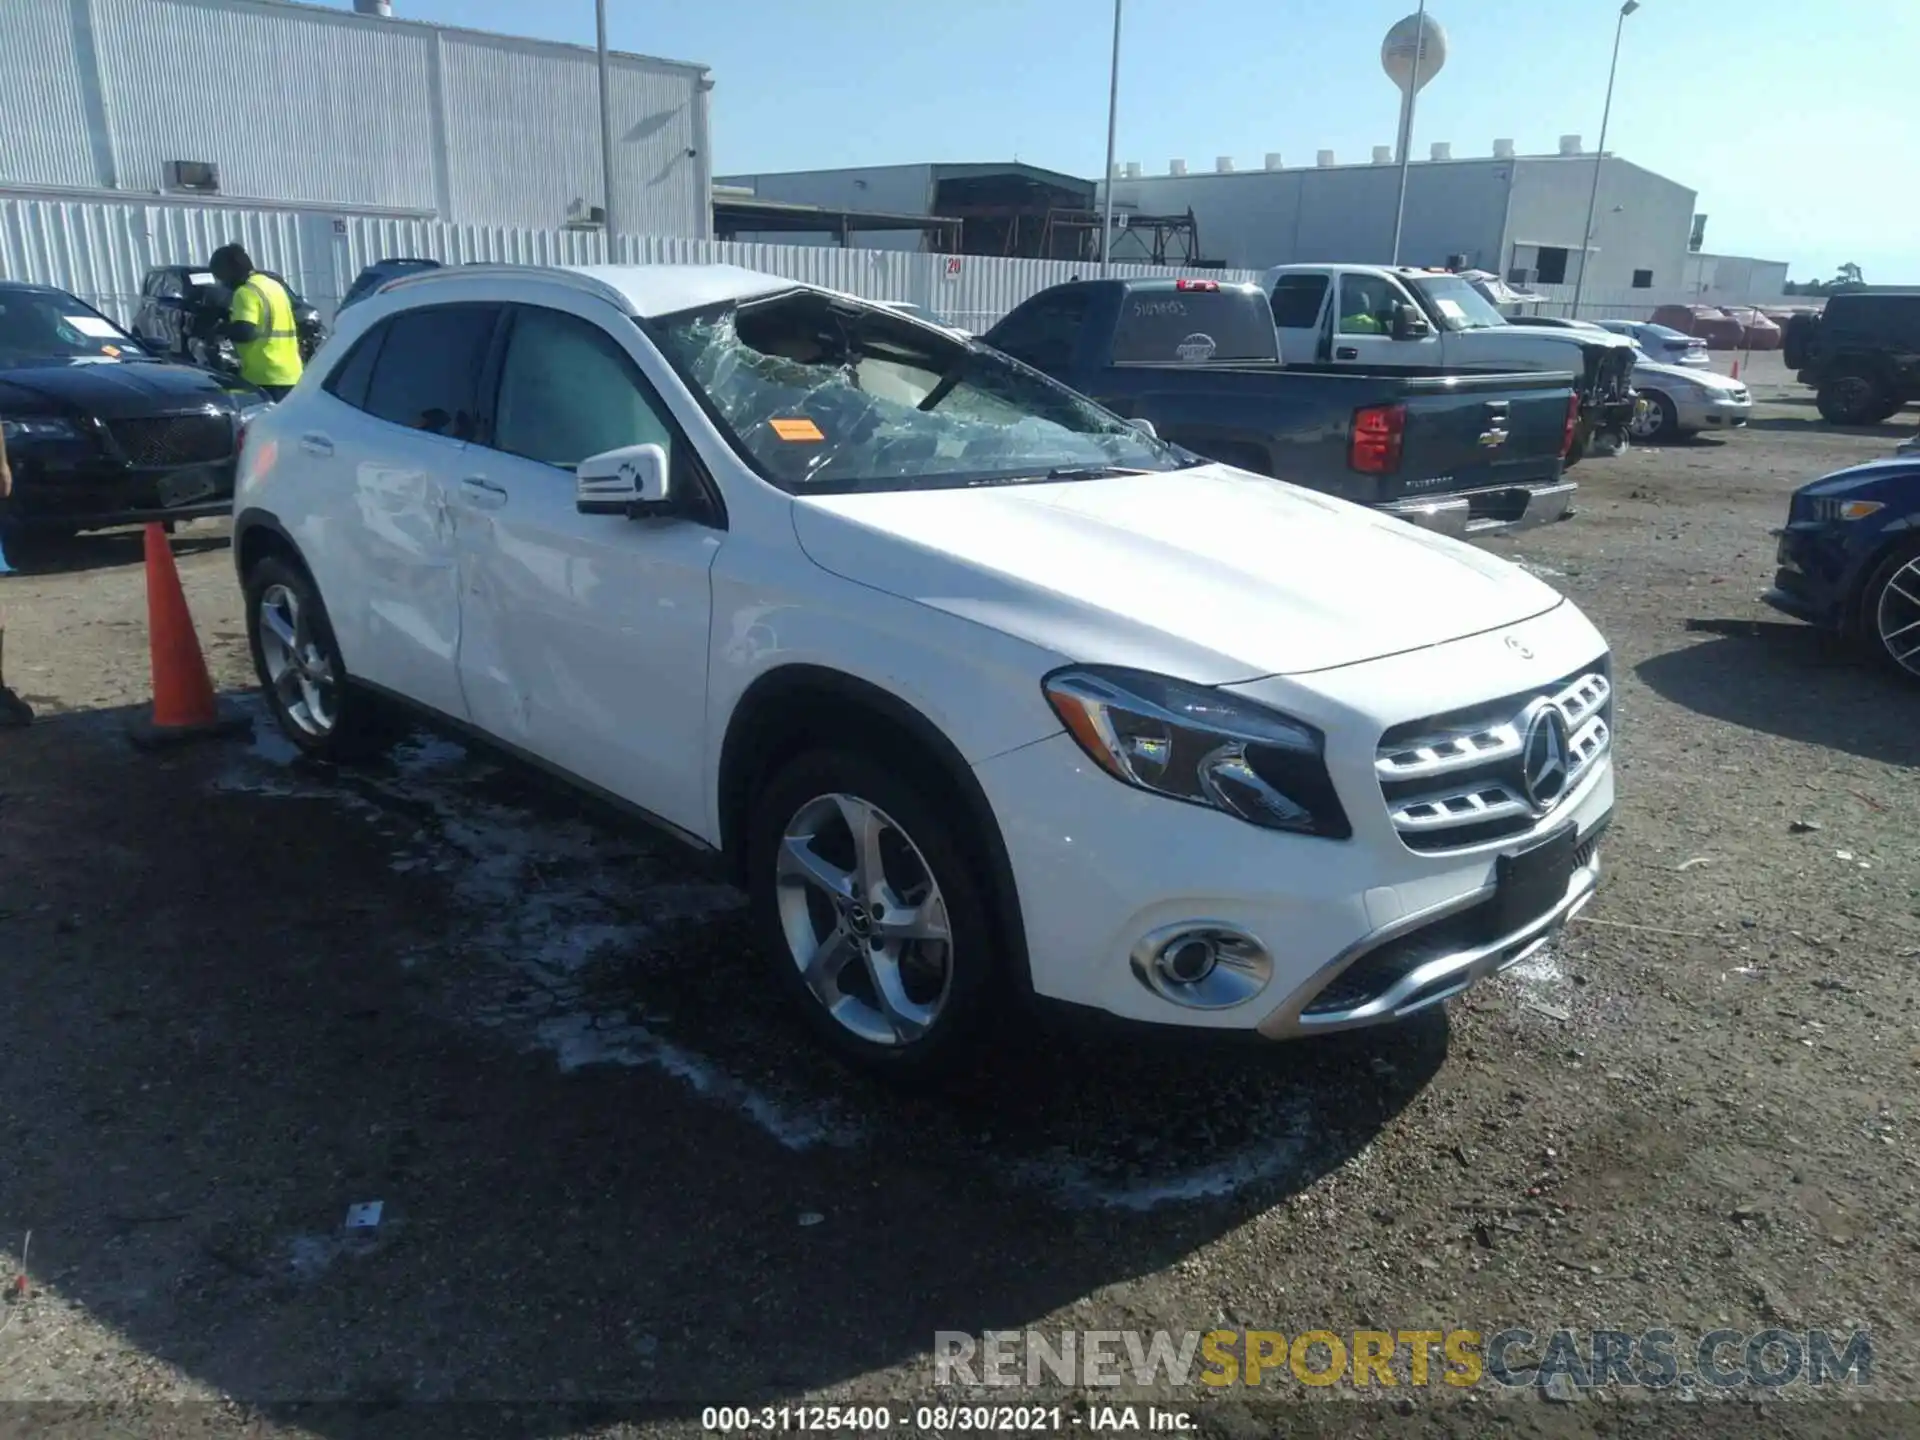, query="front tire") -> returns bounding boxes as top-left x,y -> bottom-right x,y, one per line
1817,373 -> 1884,426
244,555 -> 398,760
1861,541 -> 1920,683
745,749 -> 1000,1078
